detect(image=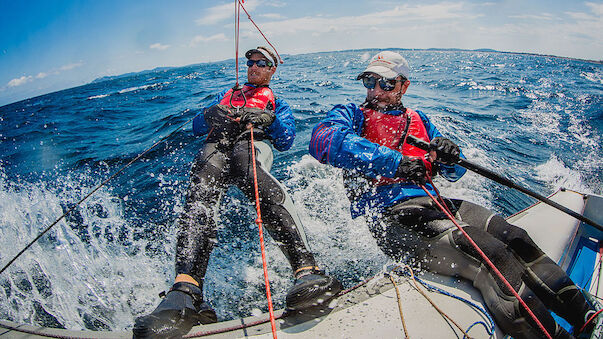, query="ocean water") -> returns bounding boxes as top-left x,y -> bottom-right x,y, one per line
0,49 -> 601,331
